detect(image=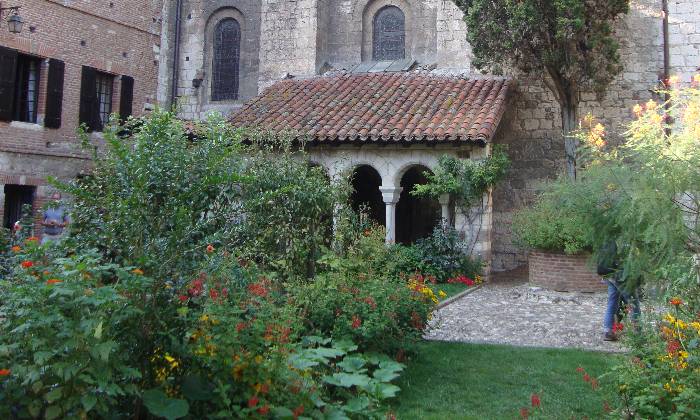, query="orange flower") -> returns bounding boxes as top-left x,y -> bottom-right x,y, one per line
0,369 -> 10,376
21,260 -> 34,269
11,245 -> 21,253
46,279 -> 62,285
206,244 -> 215,254
670,297 -> 683,306
25,236 -> 39,243
131,268 -> 144,276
